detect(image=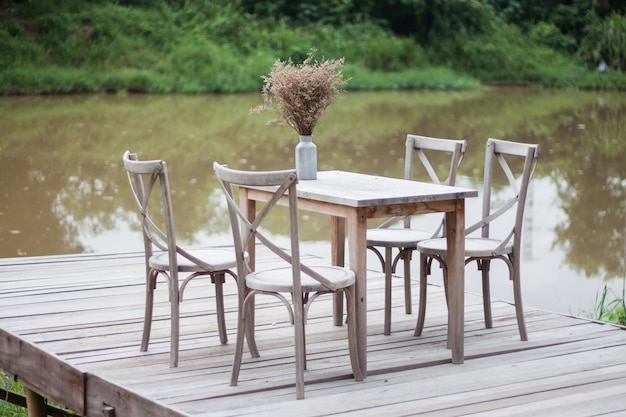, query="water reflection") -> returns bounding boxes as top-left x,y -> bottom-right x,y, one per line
1,155 -> 84,255
0,88 -> 624,315
550,100 -> 626,280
